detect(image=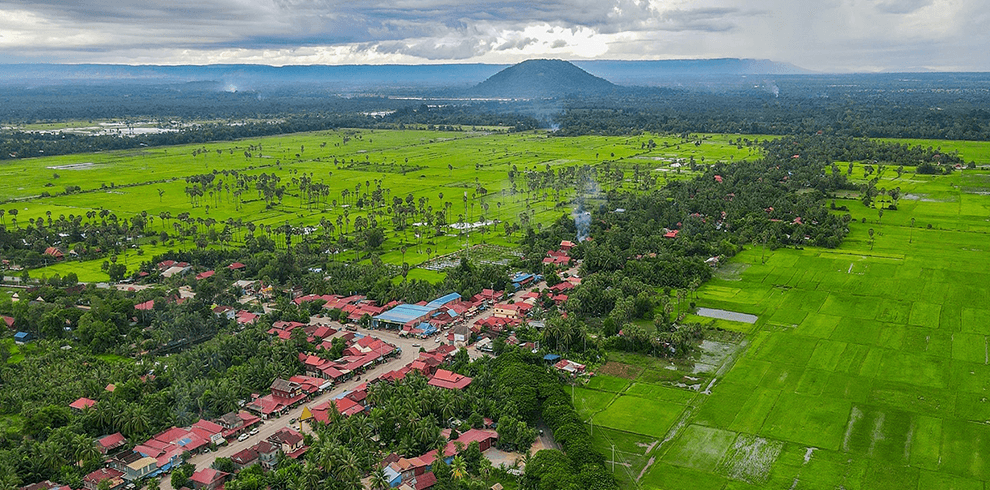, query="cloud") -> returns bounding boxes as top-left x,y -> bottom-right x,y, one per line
0,0 -> 986,71
875,0 -> 933,14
